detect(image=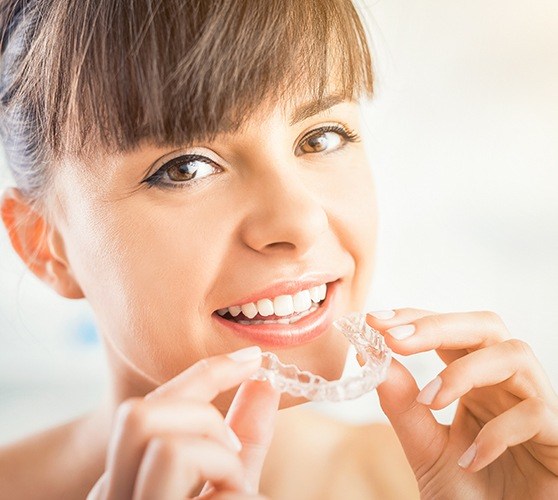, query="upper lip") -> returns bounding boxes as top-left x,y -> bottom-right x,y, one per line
215,272 -> 341,310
